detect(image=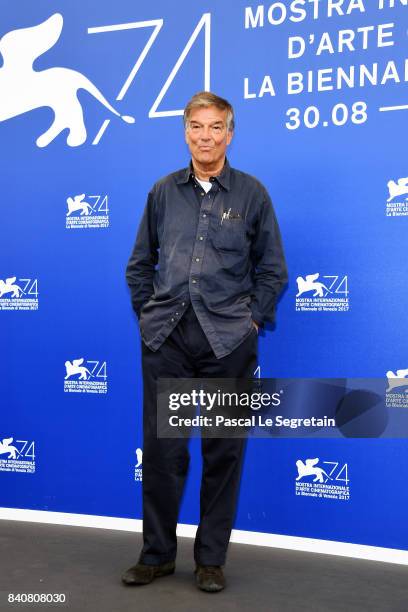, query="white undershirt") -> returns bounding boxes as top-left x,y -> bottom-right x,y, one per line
196,178 -> 212,193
